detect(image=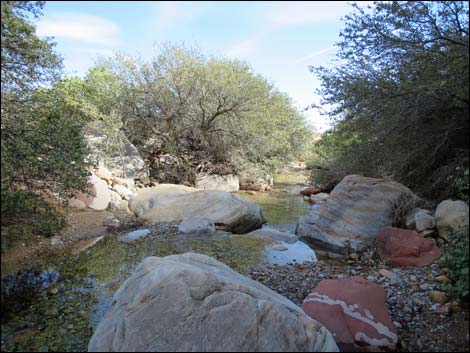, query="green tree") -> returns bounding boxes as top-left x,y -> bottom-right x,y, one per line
101,44 -> 309,184
1,1 -> 89,238
310,1 -> 469,198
